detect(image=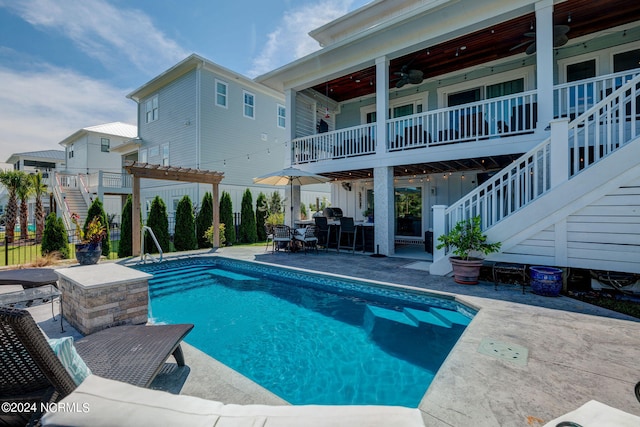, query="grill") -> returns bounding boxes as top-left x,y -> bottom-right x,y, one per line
323,207 -> 344,219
